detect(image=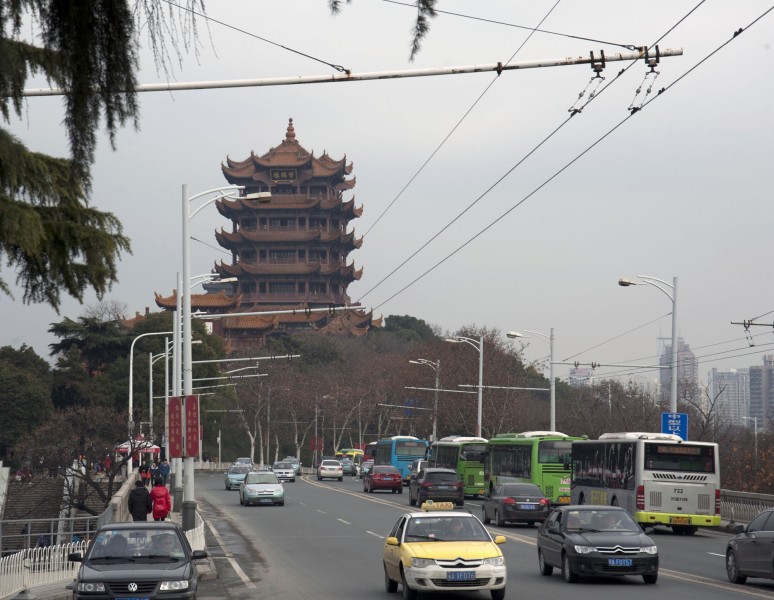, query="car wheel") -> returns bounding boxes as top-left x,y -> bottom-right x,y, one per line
643,573 -> 658,584
483,507 -> 490,524
398,487 -> 403,494
490,588 -> 505,600
339,477 -> 343,481
578,493 -> 585,505
526,521 -> 535,527
538,549 -> 553,576
225,485 -> 229,490
239,495 -> 244,506
384,564 -> 398,593
494,510 -> 504,527
317,475 -> 322,480
562,554 -> 578,583
278,500 -> 285,506
456,498 -> 464,507
401,569 -> 417,600
726,549 -> 747,584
